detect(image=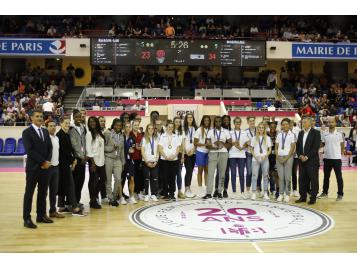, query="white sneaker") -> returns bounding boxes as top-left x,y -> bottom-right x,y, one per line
293,190 -> 300,197
151,195 -> 158,202
144,195 -> 150,202
251,193 -> 256,200
185,190 -> 195,198
277,195 -> 283,202
129,197 -> 137,204
245,191 -> 251,199
101,197 -> 109,204
263,193 -> 270,200
284,195 -> 290,203
120,197 -> 127,205
258,191 -> 264,198
138,193 -> 145,201
241,192 -> 248,200
197,187 -> 206,198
